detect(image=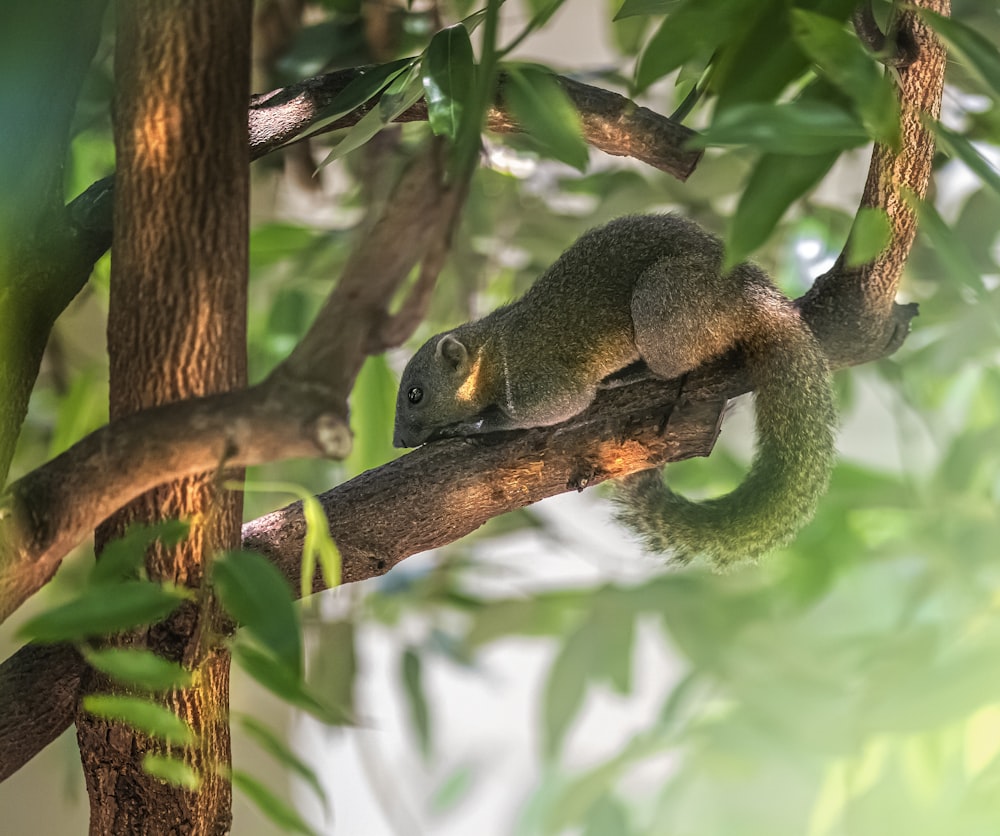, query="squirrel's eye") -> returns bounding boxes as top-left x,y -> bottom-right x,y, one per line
407,387 -> 423,404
